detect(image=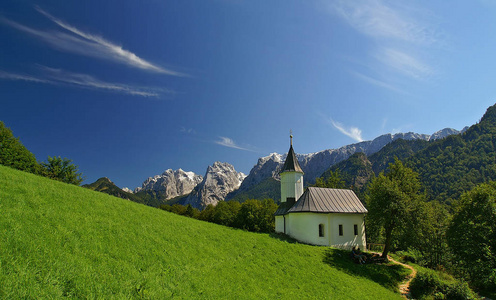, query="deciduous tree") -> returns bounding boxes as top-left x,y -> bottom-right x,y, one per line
447,182 -> 496,292
0,121 -> 40,173
41,156 -> 84,185
367,158 -> 423,258
314,170 -> 346,189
